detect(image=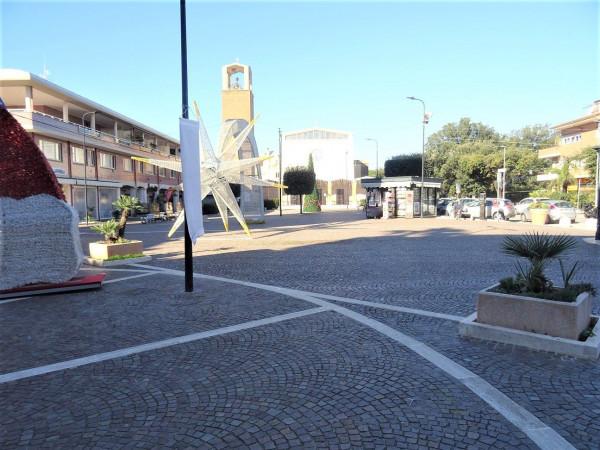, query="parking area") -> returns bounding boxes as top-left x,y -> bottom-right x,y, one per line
2,210 -> 599,449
